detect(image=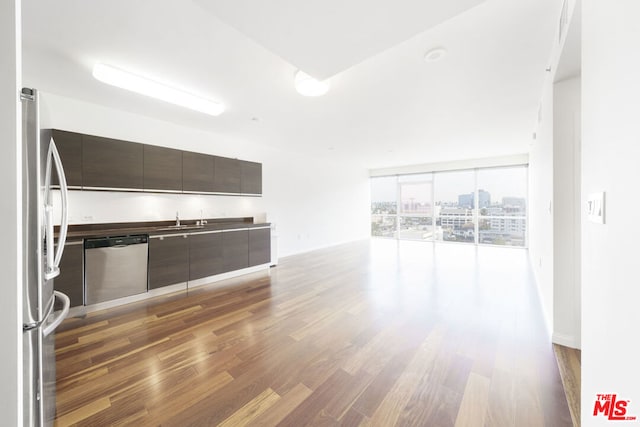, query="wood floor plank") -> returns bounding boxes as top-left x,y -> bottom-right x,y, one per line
276,369 -> 373,426
351,347 -> 417,417
218,387 -> 281,427
485,368 -> 516,427
454,373 -> 491,427
54,397 -> 111,427
248,383 -> 312,426
53,240 -> 571,426
368,325 -> 446,426
554,344 -> 581,427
